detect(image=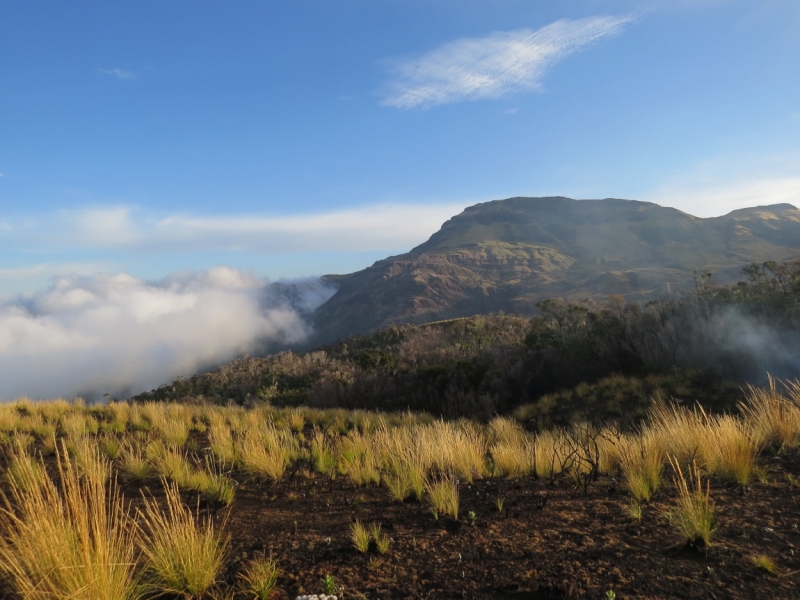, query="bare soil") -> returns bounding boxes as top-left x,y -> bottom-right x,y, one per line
8,439 -> 800,600
157,444 -> 800,599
